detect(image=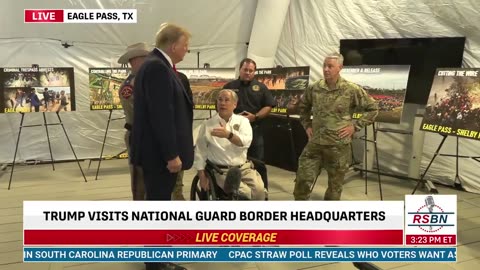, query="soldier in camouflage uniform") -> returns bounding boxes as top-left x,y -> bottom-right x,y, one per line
294,52 -> 378,201
118,43 -> 150,201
